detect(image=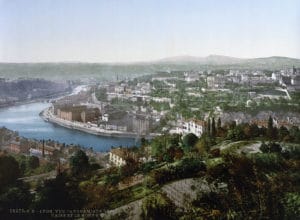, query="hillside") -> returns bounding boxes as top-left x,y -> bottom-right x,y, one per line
1,55 -> 300,80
